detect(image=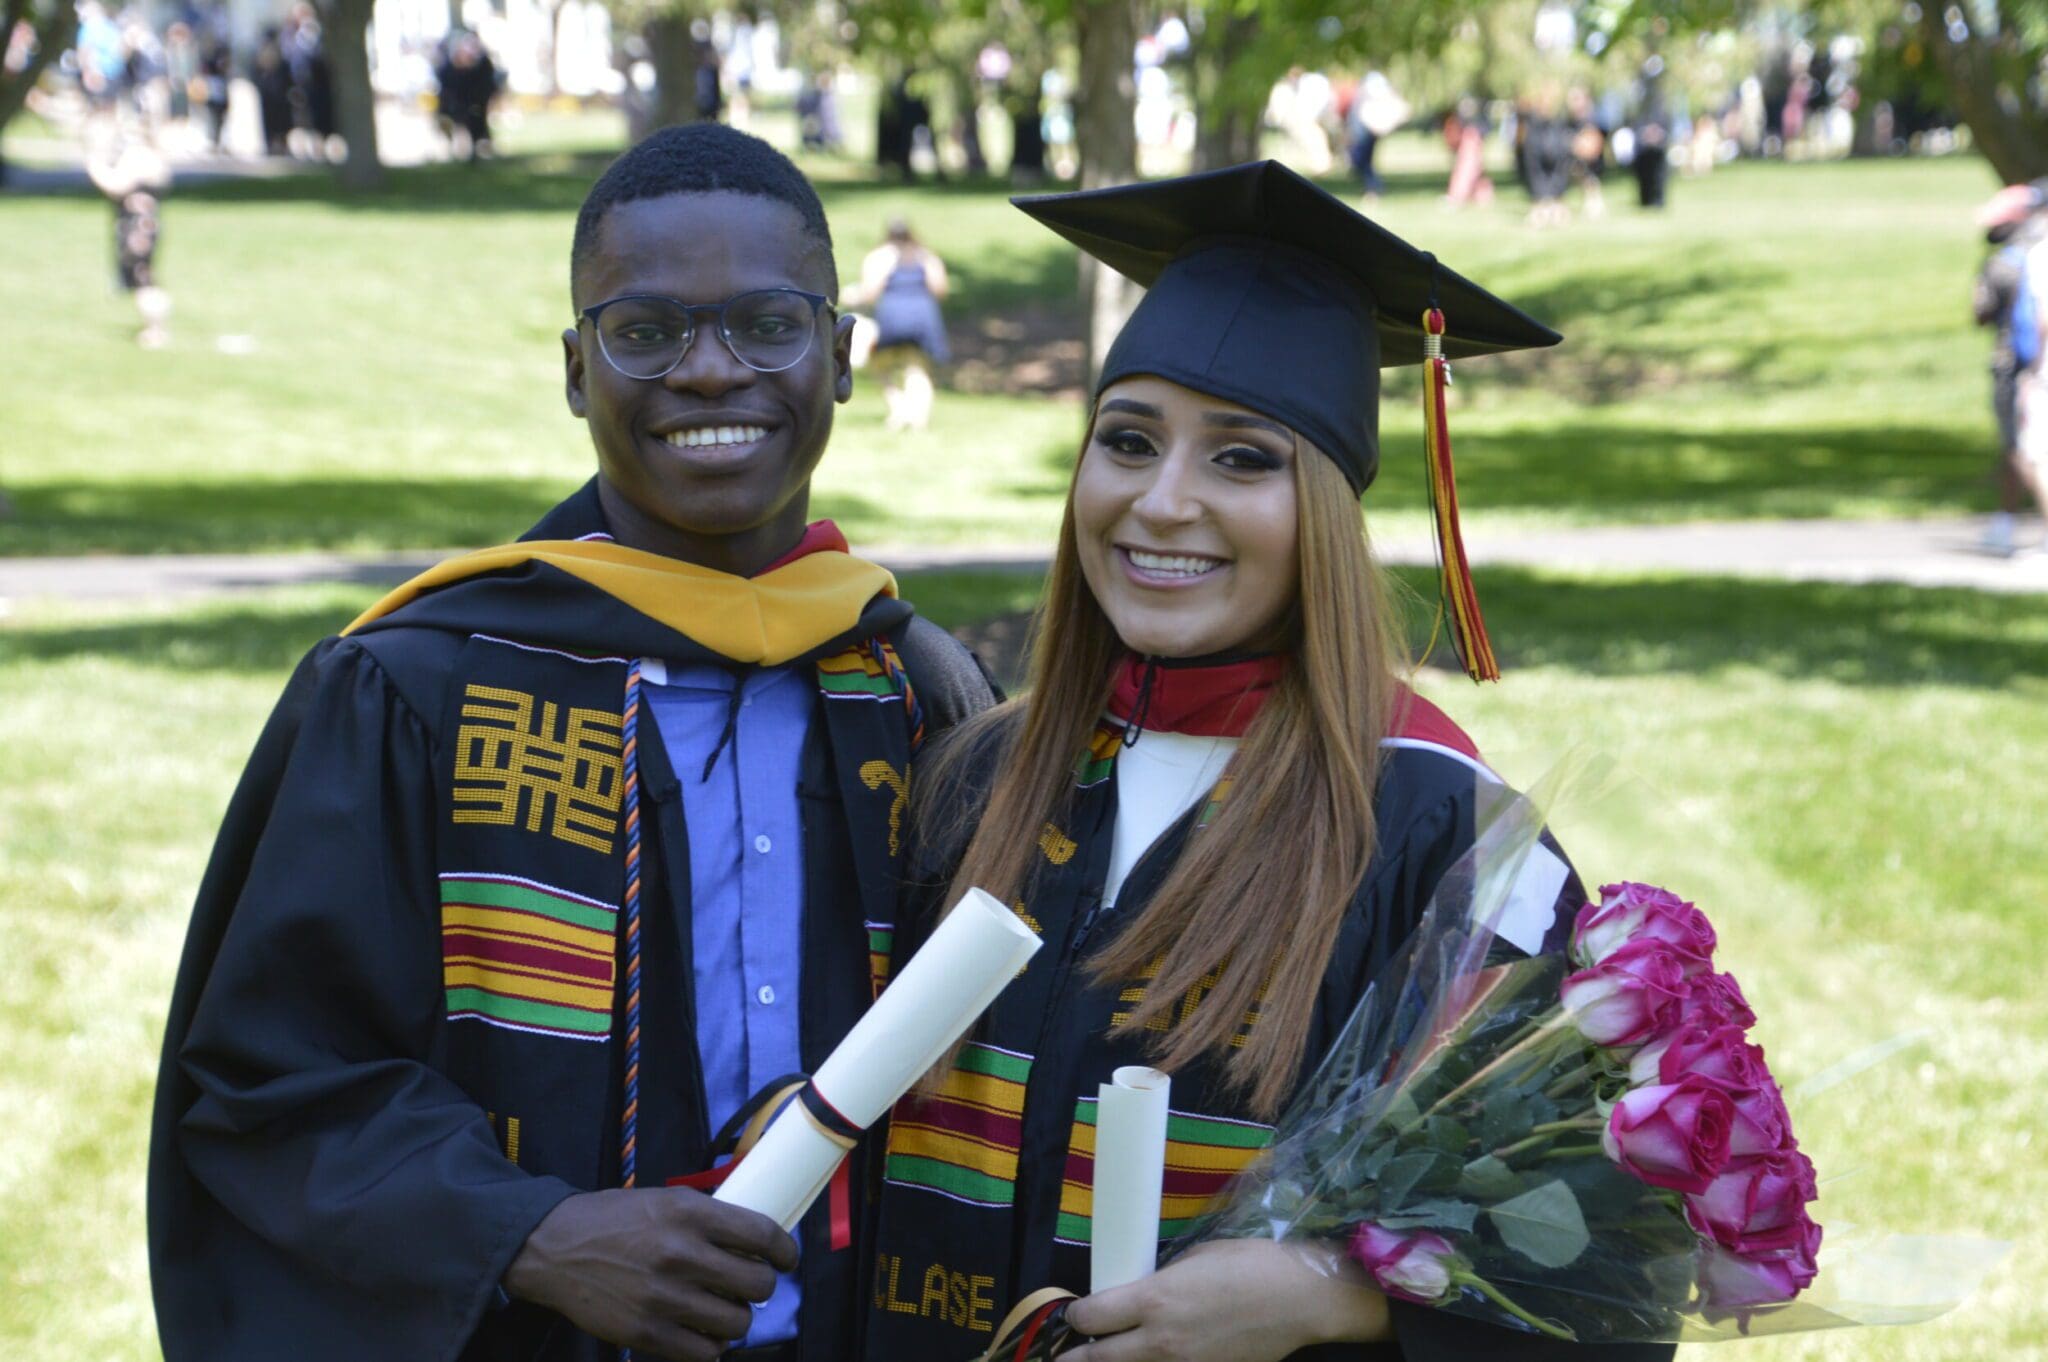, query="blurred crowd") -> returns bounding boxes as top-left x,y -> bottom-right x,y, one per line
15,0 -> 507,165
1974,183 -> 2048,558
